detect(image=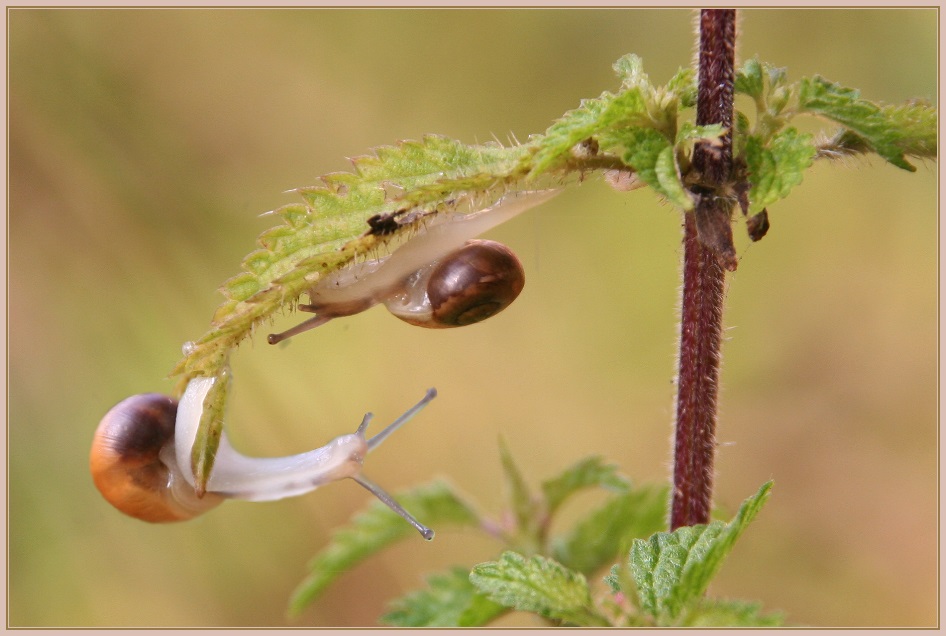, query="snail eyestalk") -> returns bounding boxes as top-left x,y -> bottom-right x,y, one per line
364,387 -> 437,451
267,314 -> 332,345
352,474 -> 434,540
